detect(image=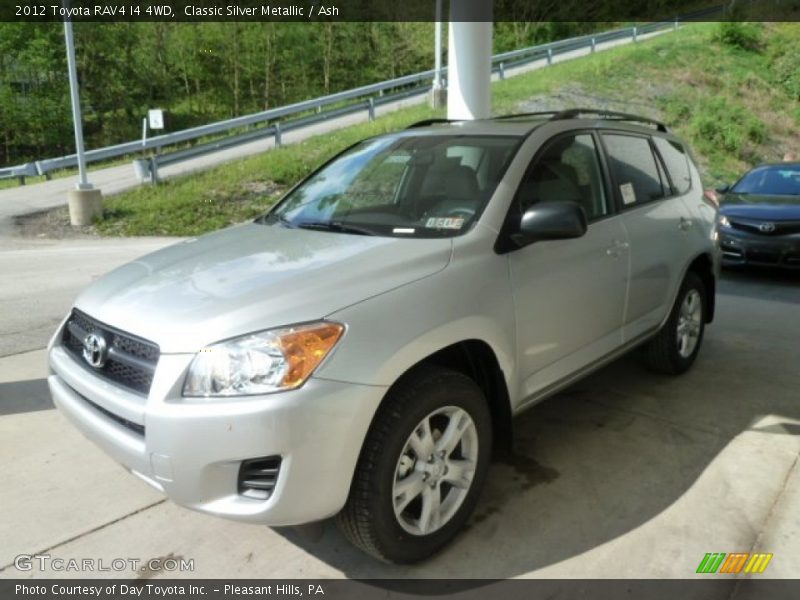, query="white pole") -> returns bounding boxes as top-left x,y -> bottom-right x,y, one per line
63,5 -> 91,190
447,1 -> 493,120
433,0 -> 443,89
